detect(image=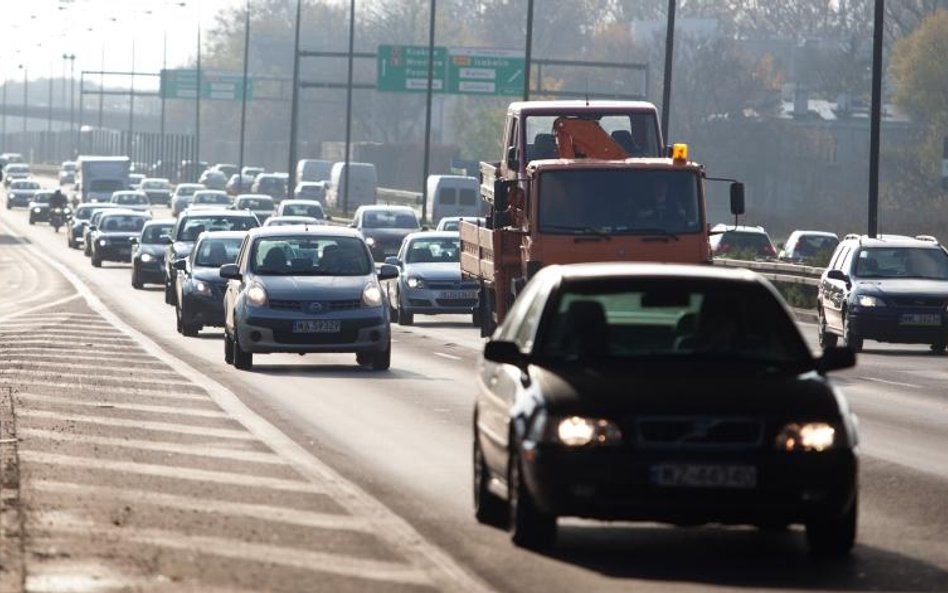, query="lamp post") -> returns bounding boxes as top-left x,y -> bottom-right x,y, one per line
288,0 -> 302,190
128,37 -> 136,158
194,9 -> 202,179
2,77 -> 7,151
19,64 -> 28,135
65,54 -> 76,157
420,0 -> 437,222
238,0 -> 251,191
661,0 -> 677,142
